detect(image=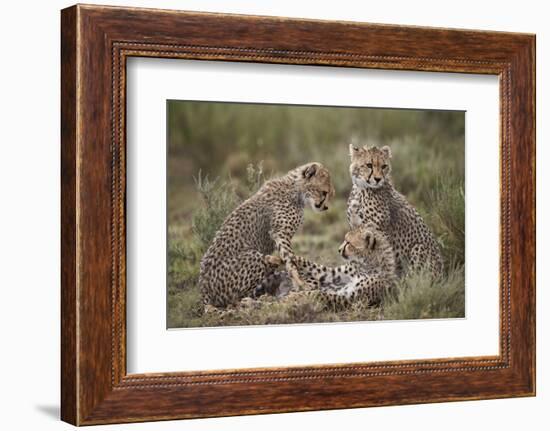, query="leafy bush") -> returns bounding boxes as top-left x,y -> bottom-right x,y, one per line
167,239 -> 200,289
191,171 -> 240,253
383,265 -> 465,320
428,178 -> 465,267
245,161 -> 266,194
